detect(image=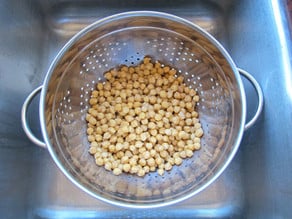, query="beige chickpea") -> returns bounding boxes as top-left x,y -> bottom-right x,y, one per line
113,168 -> 122,175
104,162 -> 112,171
195,128 -> 204,138
127,133 -> 136,142
129,157 -> 137,166
87,135 -> 95,142
123,163 -> 131,172
186,149 -> 194,157
193,95 -> 200,102
130,166 -> 139,174
89,146 -> 97,155
154,114 -> 162,121
194,143 -> 201,150
174,157 -> 183,165
137,168 -> 146,177
164,162 -> 172,171
139,158 -> 147,167
140,132 -> 149,141
161,101 -> 169,109
87,127 -> 94,135
96,82 -> 103,91
149,136 -> 157,145
95,157 -> 104,166
157,168 -> 165,176
145,142 -> 153,150
155,157 -> 163,166
160,150 -> 168,158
